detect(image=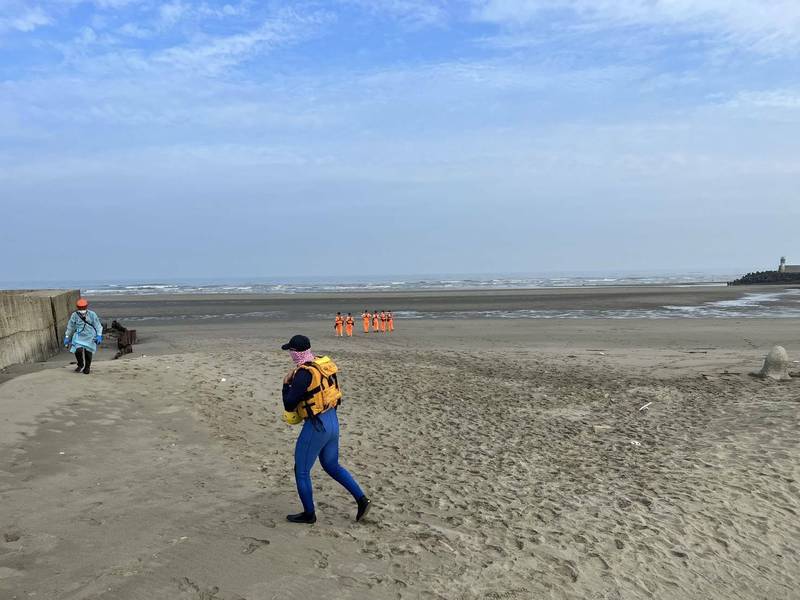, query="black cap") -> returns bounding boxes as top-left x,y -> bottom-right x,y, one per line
281,334 -> 311,351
